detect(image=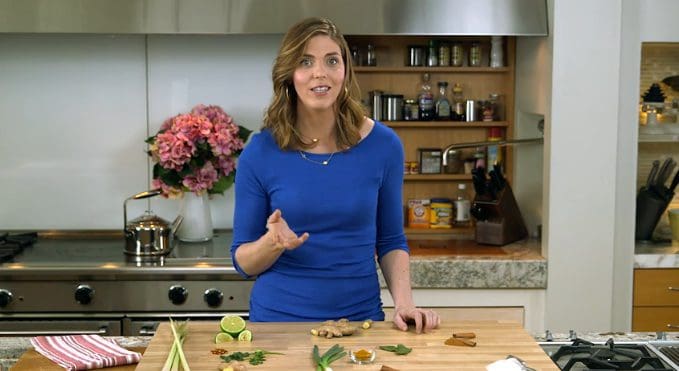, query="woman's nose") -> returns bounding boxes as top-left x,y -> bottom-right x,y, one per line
312,64 -> 327,78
